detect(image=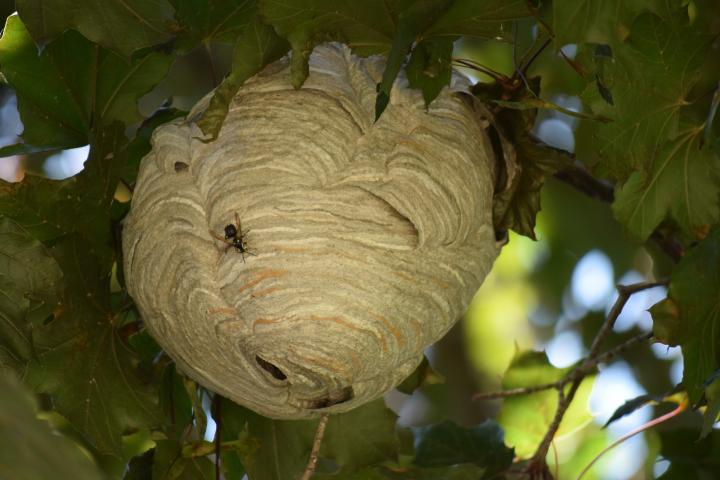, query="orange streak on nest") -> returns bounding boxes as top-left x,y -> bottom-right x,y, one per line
309,315 -> 387,353
252,317 -> 284,332
369,312 -> 404,350
250,286 -> 281,298
237,269 -> 288,293
287,348 -> 353,379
